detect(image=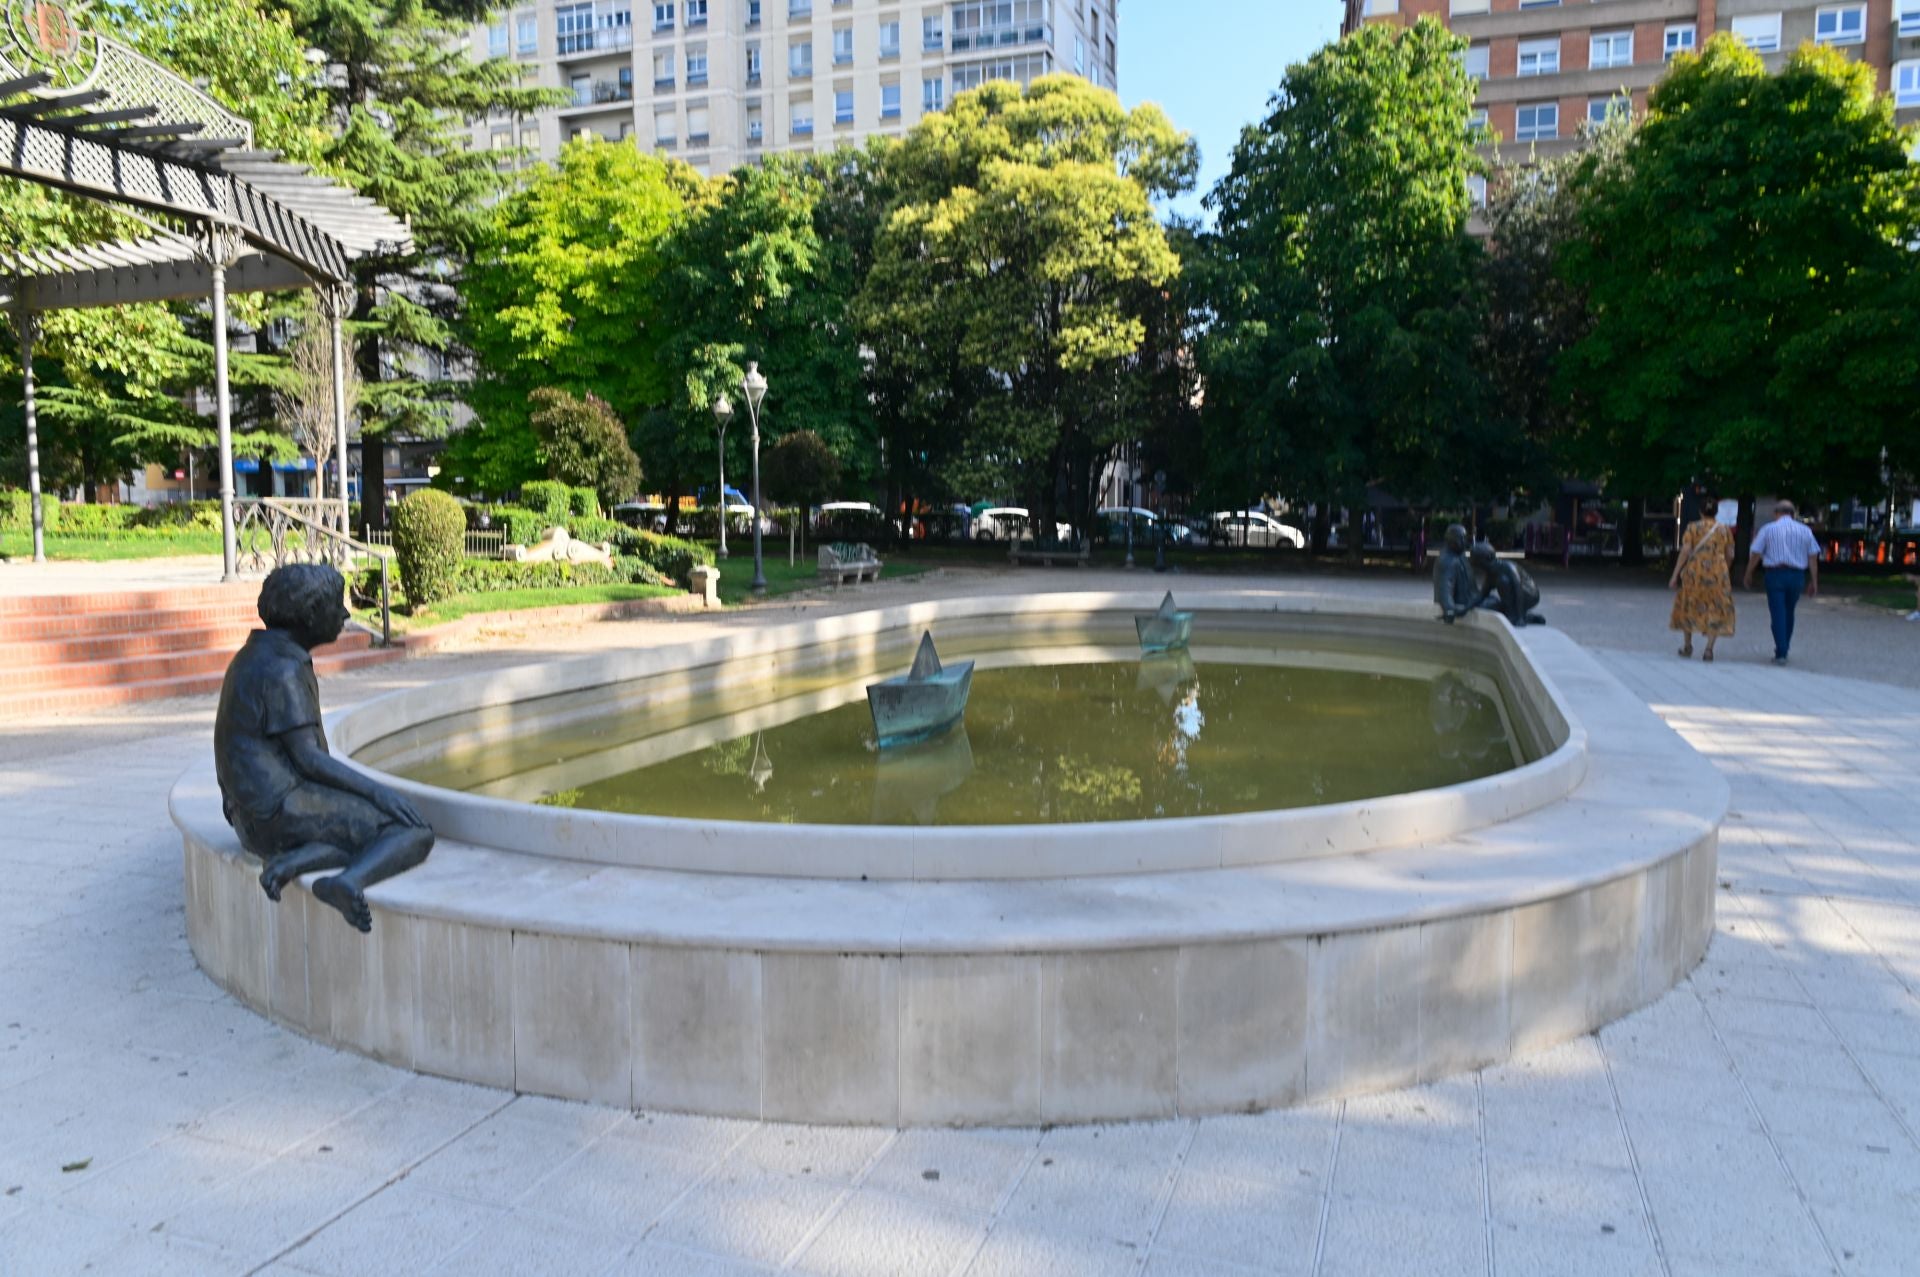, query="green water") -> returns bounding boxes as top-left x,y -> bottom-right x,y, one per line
437,656 -> 1521,826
